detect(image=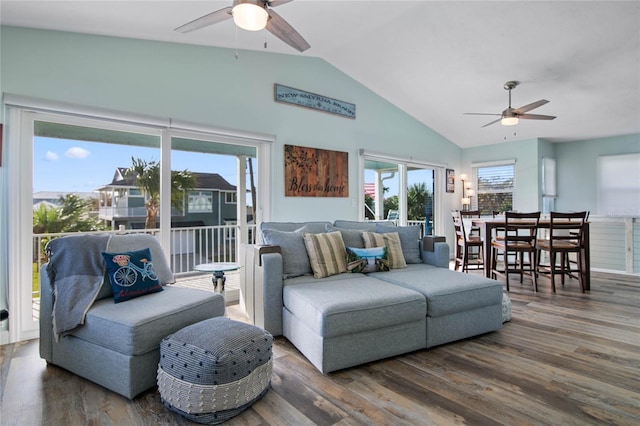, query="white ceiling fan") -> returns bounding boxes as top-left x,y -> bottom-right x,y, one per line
174,0 -> 310,52
465,81 -> 556,127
